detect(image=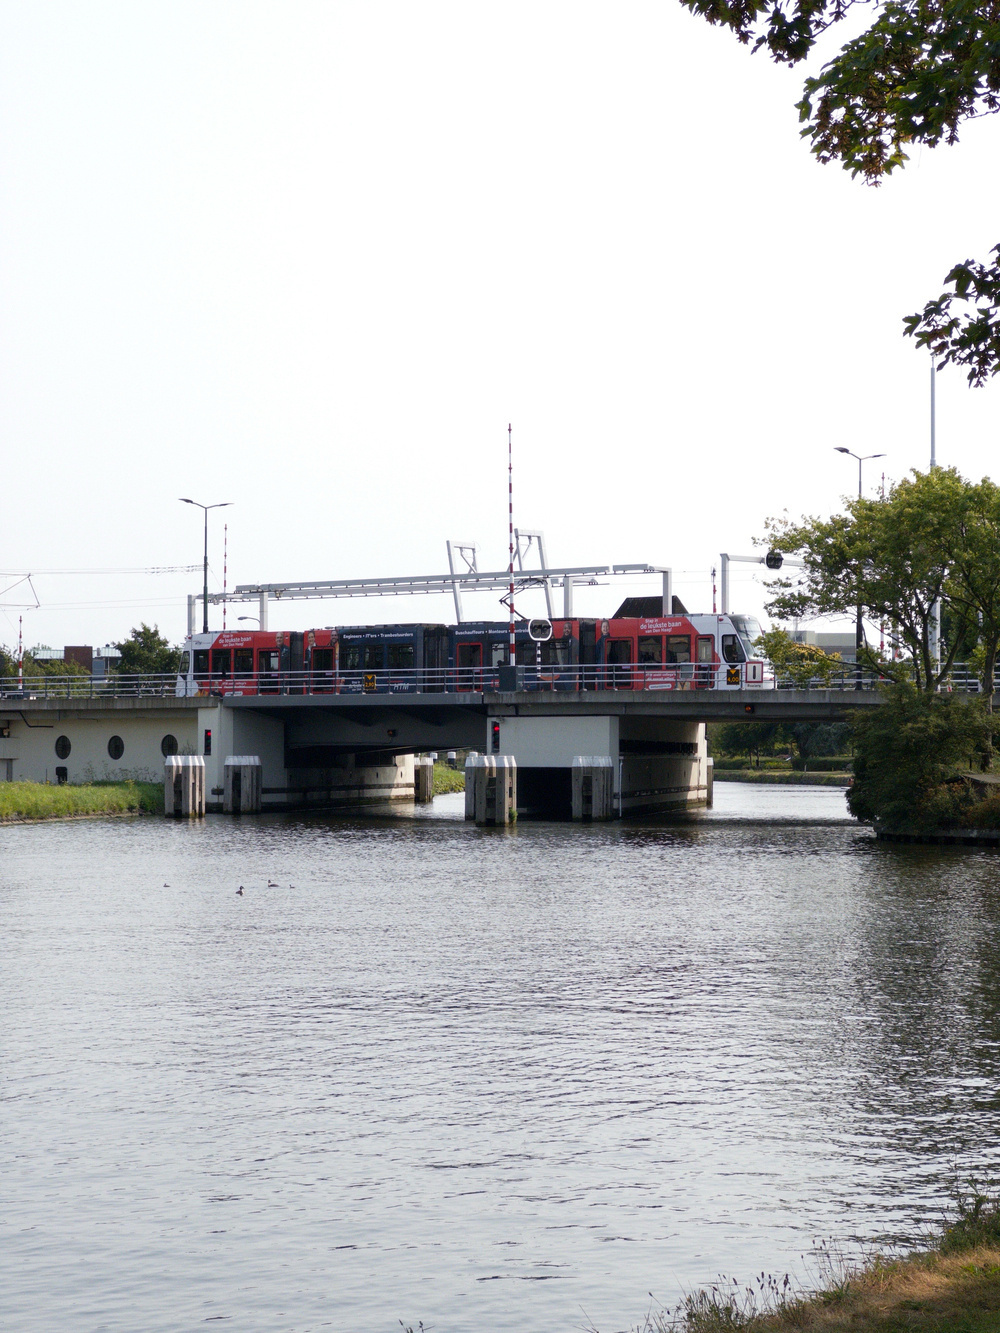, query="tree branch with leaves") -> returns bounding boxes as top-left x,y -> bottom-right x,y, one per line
679,0 -> 1000,382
